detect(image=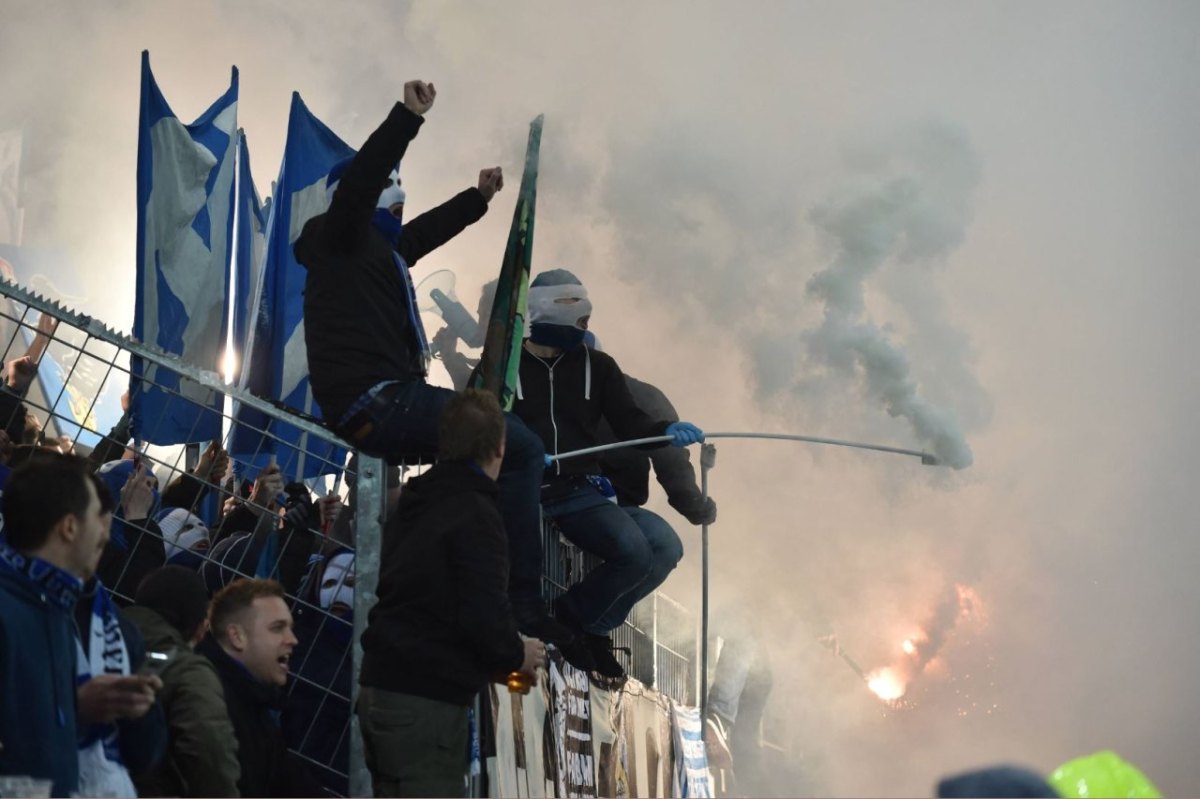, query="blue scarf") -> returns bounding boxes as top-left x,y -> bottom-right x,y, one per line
371,208 -> 430,373
0,540 -> 83,611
